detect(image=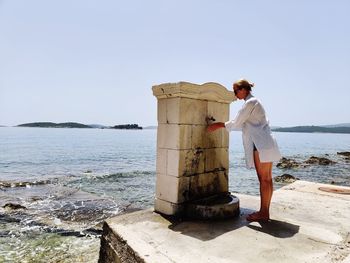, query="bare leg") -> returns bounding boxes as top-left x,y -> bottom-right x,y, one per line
247,151 -> 273,222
